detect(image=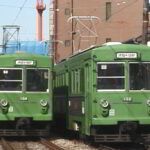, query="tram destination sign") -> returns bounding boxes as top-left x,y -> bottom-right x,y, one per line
15,60 -> 36,66
116,52 -> 138,59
